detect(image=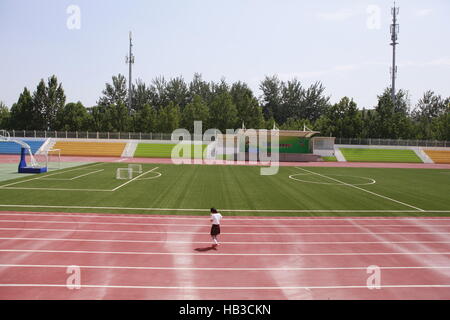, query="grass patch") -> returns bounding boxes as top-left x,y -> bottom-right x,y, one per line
340,148 -> 423,163
134,143 -> 207,158
0,162 -> 448,216
321,156 -> 337,162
